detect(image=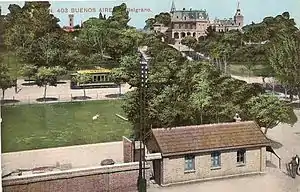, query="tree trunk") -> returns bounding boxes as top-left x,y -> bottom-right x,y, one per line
43,85 -> 47,99
264,127 -> 269,134
284,87 -> 288,99
1,89 -> 5,100
262,77 -> 266,88
119,84 -> 122,95
83,89 -> 86,98
200,111 -> 203,124
290,94 -> 294,102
